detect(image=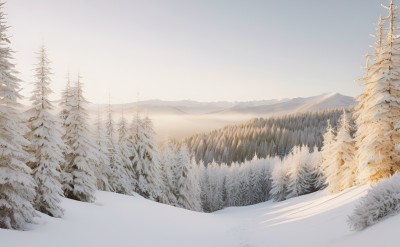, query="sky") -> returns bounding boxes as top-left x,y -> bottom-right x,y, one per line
5,0 -> 385,104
